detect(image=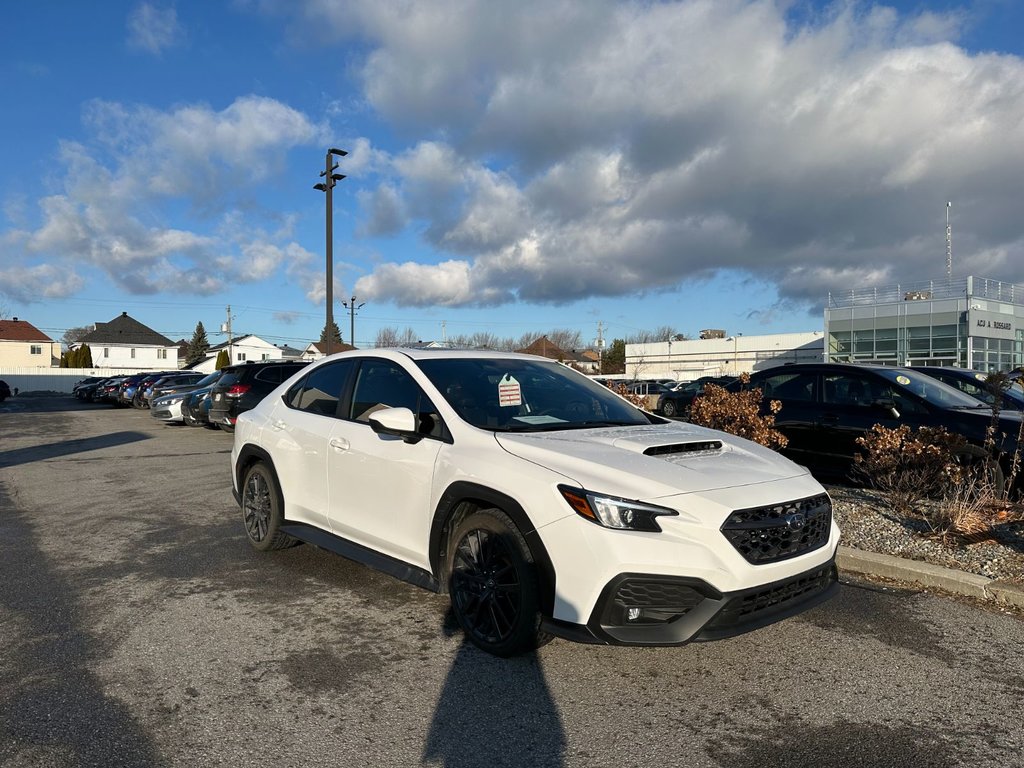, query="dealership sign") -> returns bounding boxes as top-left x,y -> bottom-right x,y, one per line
968,309 -> 1017,340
